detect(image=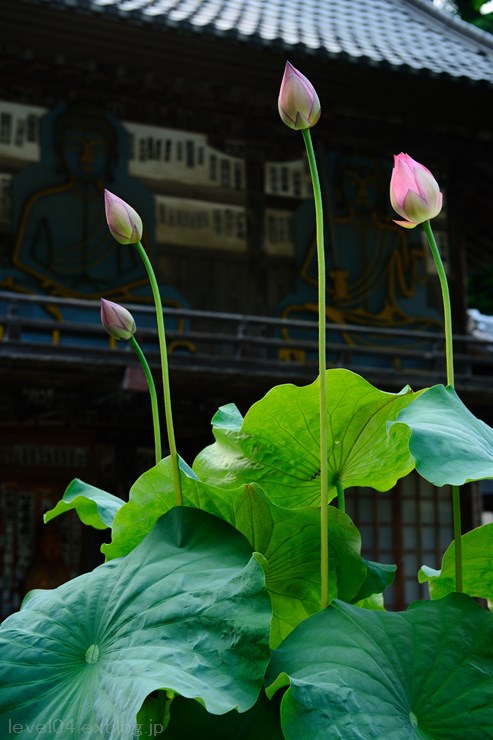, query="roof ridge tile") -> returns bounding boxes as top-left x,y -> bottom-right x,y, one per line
12,0 -> 493,85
